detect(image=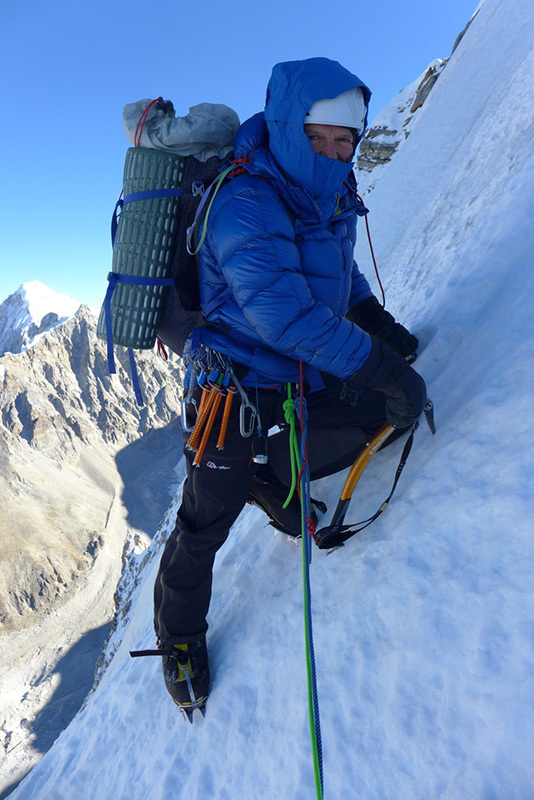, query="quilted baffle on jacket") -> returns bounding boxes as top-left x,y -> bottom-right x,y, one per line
190,58 -> 376,386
